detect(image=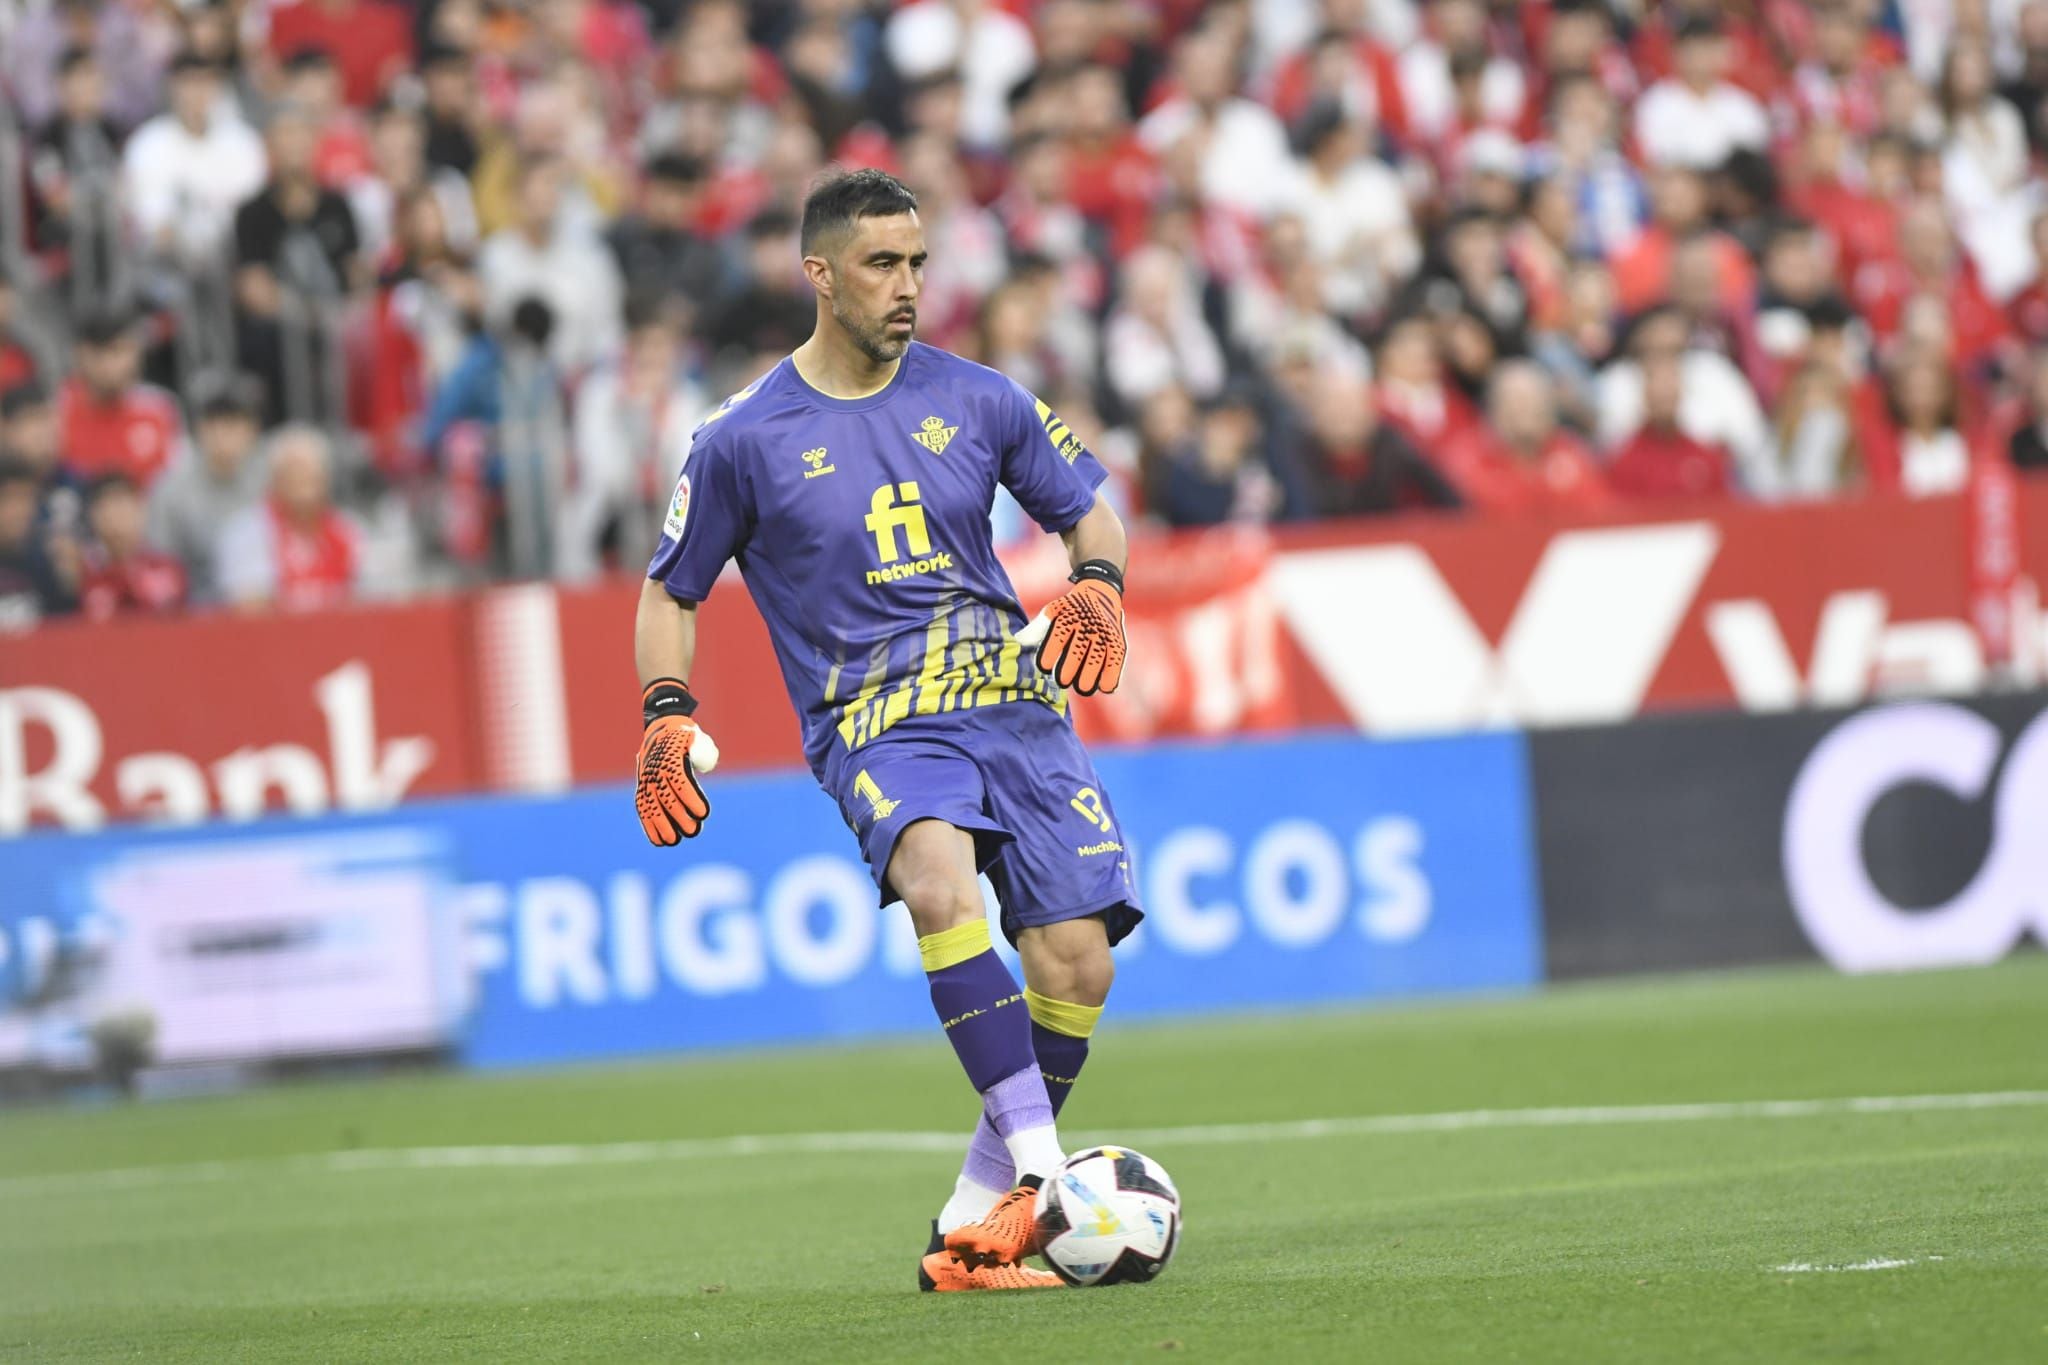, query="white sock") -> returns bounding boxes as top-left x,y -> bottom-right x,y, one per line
1002,1123 -> 1065,1184
937,1173 -> 1006,1233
